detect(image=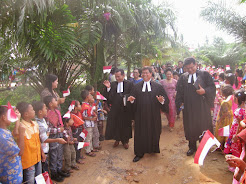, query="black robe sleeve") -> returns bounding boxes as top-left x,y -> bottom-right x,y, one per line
158,84 -> 169,113
175,75 -> 185,111
203,71 -> 216,108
